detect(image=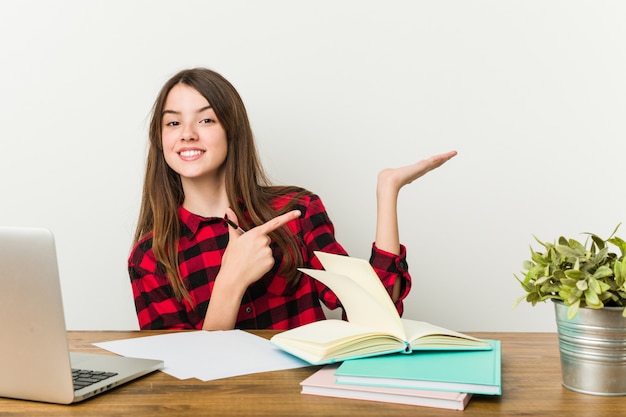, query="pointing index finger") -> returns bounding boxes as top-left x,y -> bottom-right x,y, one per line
255,210 -> 301,235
